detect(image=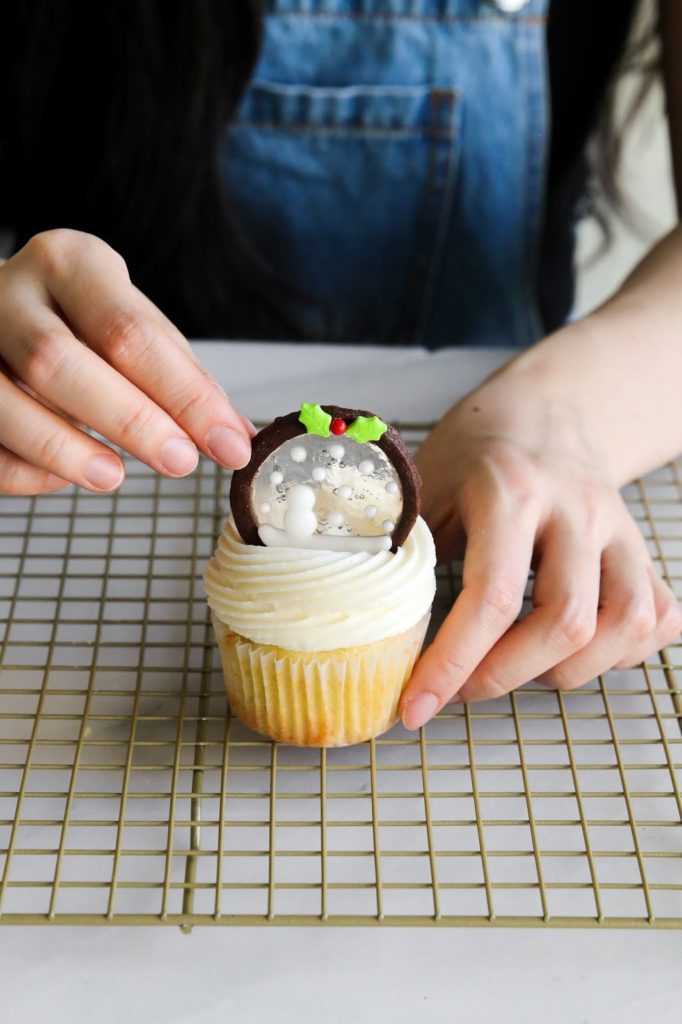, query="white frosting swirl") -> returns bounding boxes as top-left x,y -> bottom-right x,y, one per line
204,516 -> 436,651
